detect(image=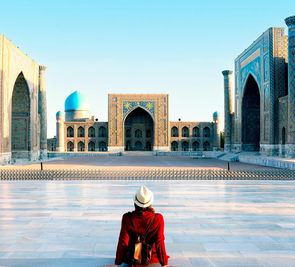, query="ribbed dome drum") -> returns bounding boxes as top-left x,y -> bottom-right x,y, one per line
64,91 -> 90,121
